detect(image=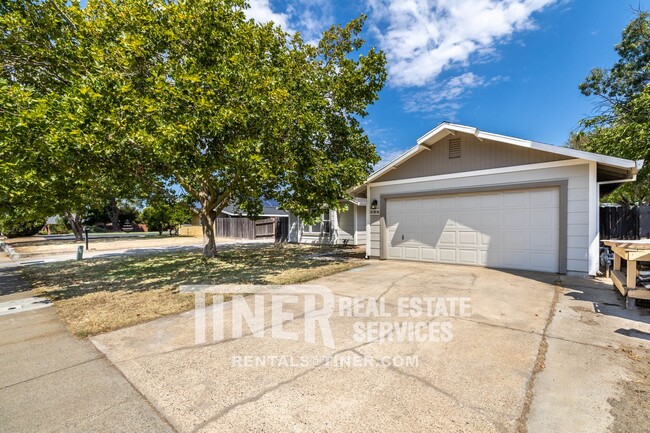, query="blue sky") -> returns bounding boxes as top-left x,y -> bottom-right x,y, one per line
246,0 -> 650,164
